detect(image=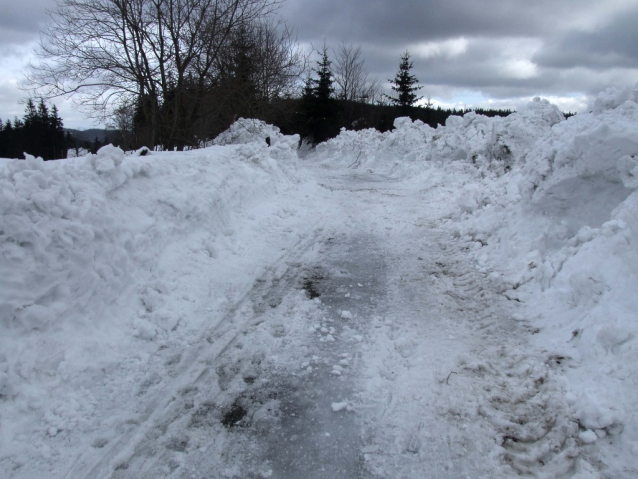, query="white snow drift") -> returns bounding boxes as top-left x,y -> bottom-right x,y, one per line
1,84 -> 638,477
0,121 -> 320,473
